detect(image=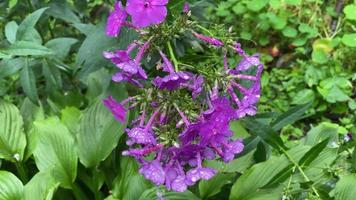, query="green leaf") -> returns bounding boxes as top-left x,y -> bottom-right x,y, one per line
304,122 -> 339,146
45,38 -> 78,60
20,62 -> 39,104
312,49 -> 328,64
0,58 -> 24,79
47,0 -> 80,23
282,27 -> 298,38
113,157 -> 150,200
334,175 -> 356,200
246,0 -> 268,12
24,171 -> 59,200
139,187 -> 200,200
5,21 -> 18,44
77,100 -> 124,168
32,117 -> 78,189
270,102 -> 312,131
343,4 -> 356,21
0,171 -> 24,200
291,89 -> 315,105
16,7 -> 48,41
0,100 -> 26,162
229,156 -> 288,200
262,164 -> 294,188
341,34 -> 356,47
61,107 -> 81,135
199,173 -> 234,199
298,139 -> 329,167
285,0 -> 301,5
243,119 -> 286,151
3,41 -> 54,57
